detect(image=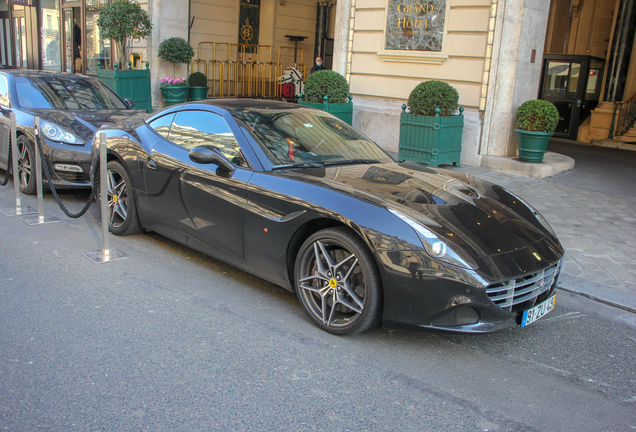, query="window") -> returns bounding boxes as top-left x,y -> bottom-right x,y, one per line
148,113 -> 175,139
14,76 -> 127,109
169,111 -> 242,163
40,0 -> 61,71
